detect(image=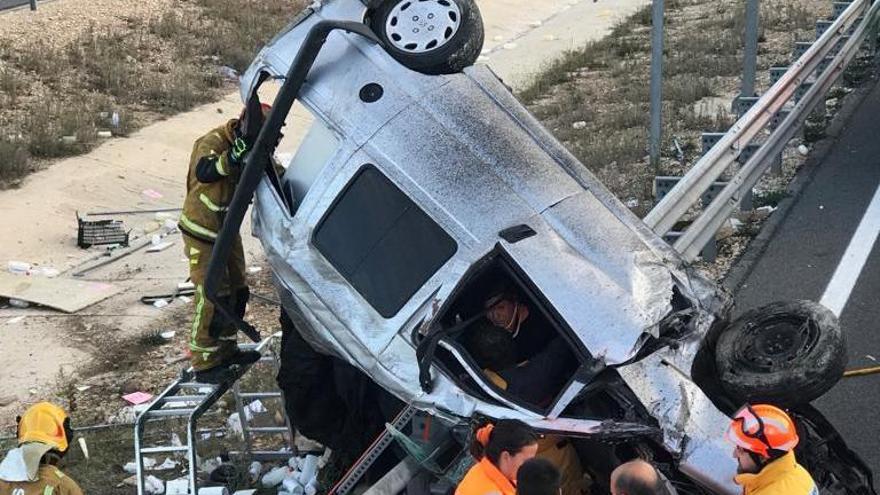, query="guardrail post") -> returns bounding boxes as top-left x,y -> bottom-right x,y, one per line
738,0 -> 760,102
649,0 -> 665,172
